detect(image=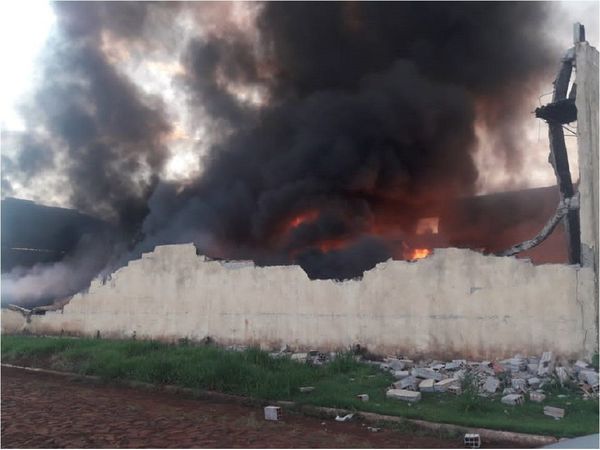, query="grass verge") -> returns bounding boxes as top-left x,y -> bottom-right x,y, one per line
2,335 -> 598,437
